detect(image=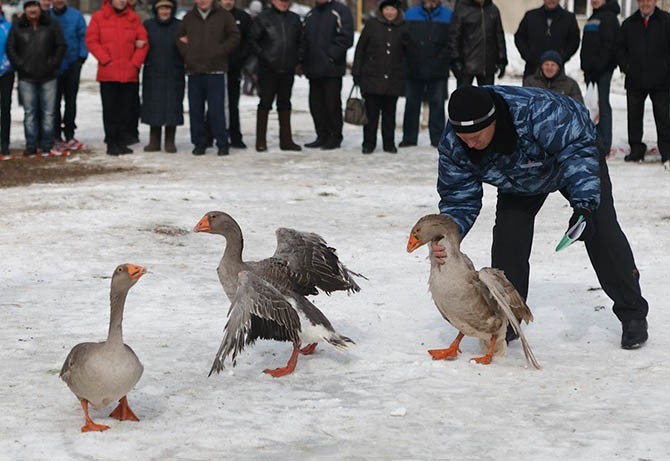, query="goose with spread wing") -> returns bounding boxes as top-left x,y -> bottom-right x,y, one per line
194,211 -> 362,377
407,214 -> 541,369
